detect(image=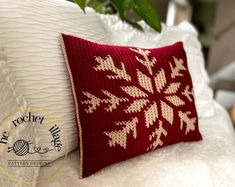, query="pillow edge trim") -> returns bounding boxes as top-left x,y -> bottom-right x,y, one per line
59,34 -> 84,179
